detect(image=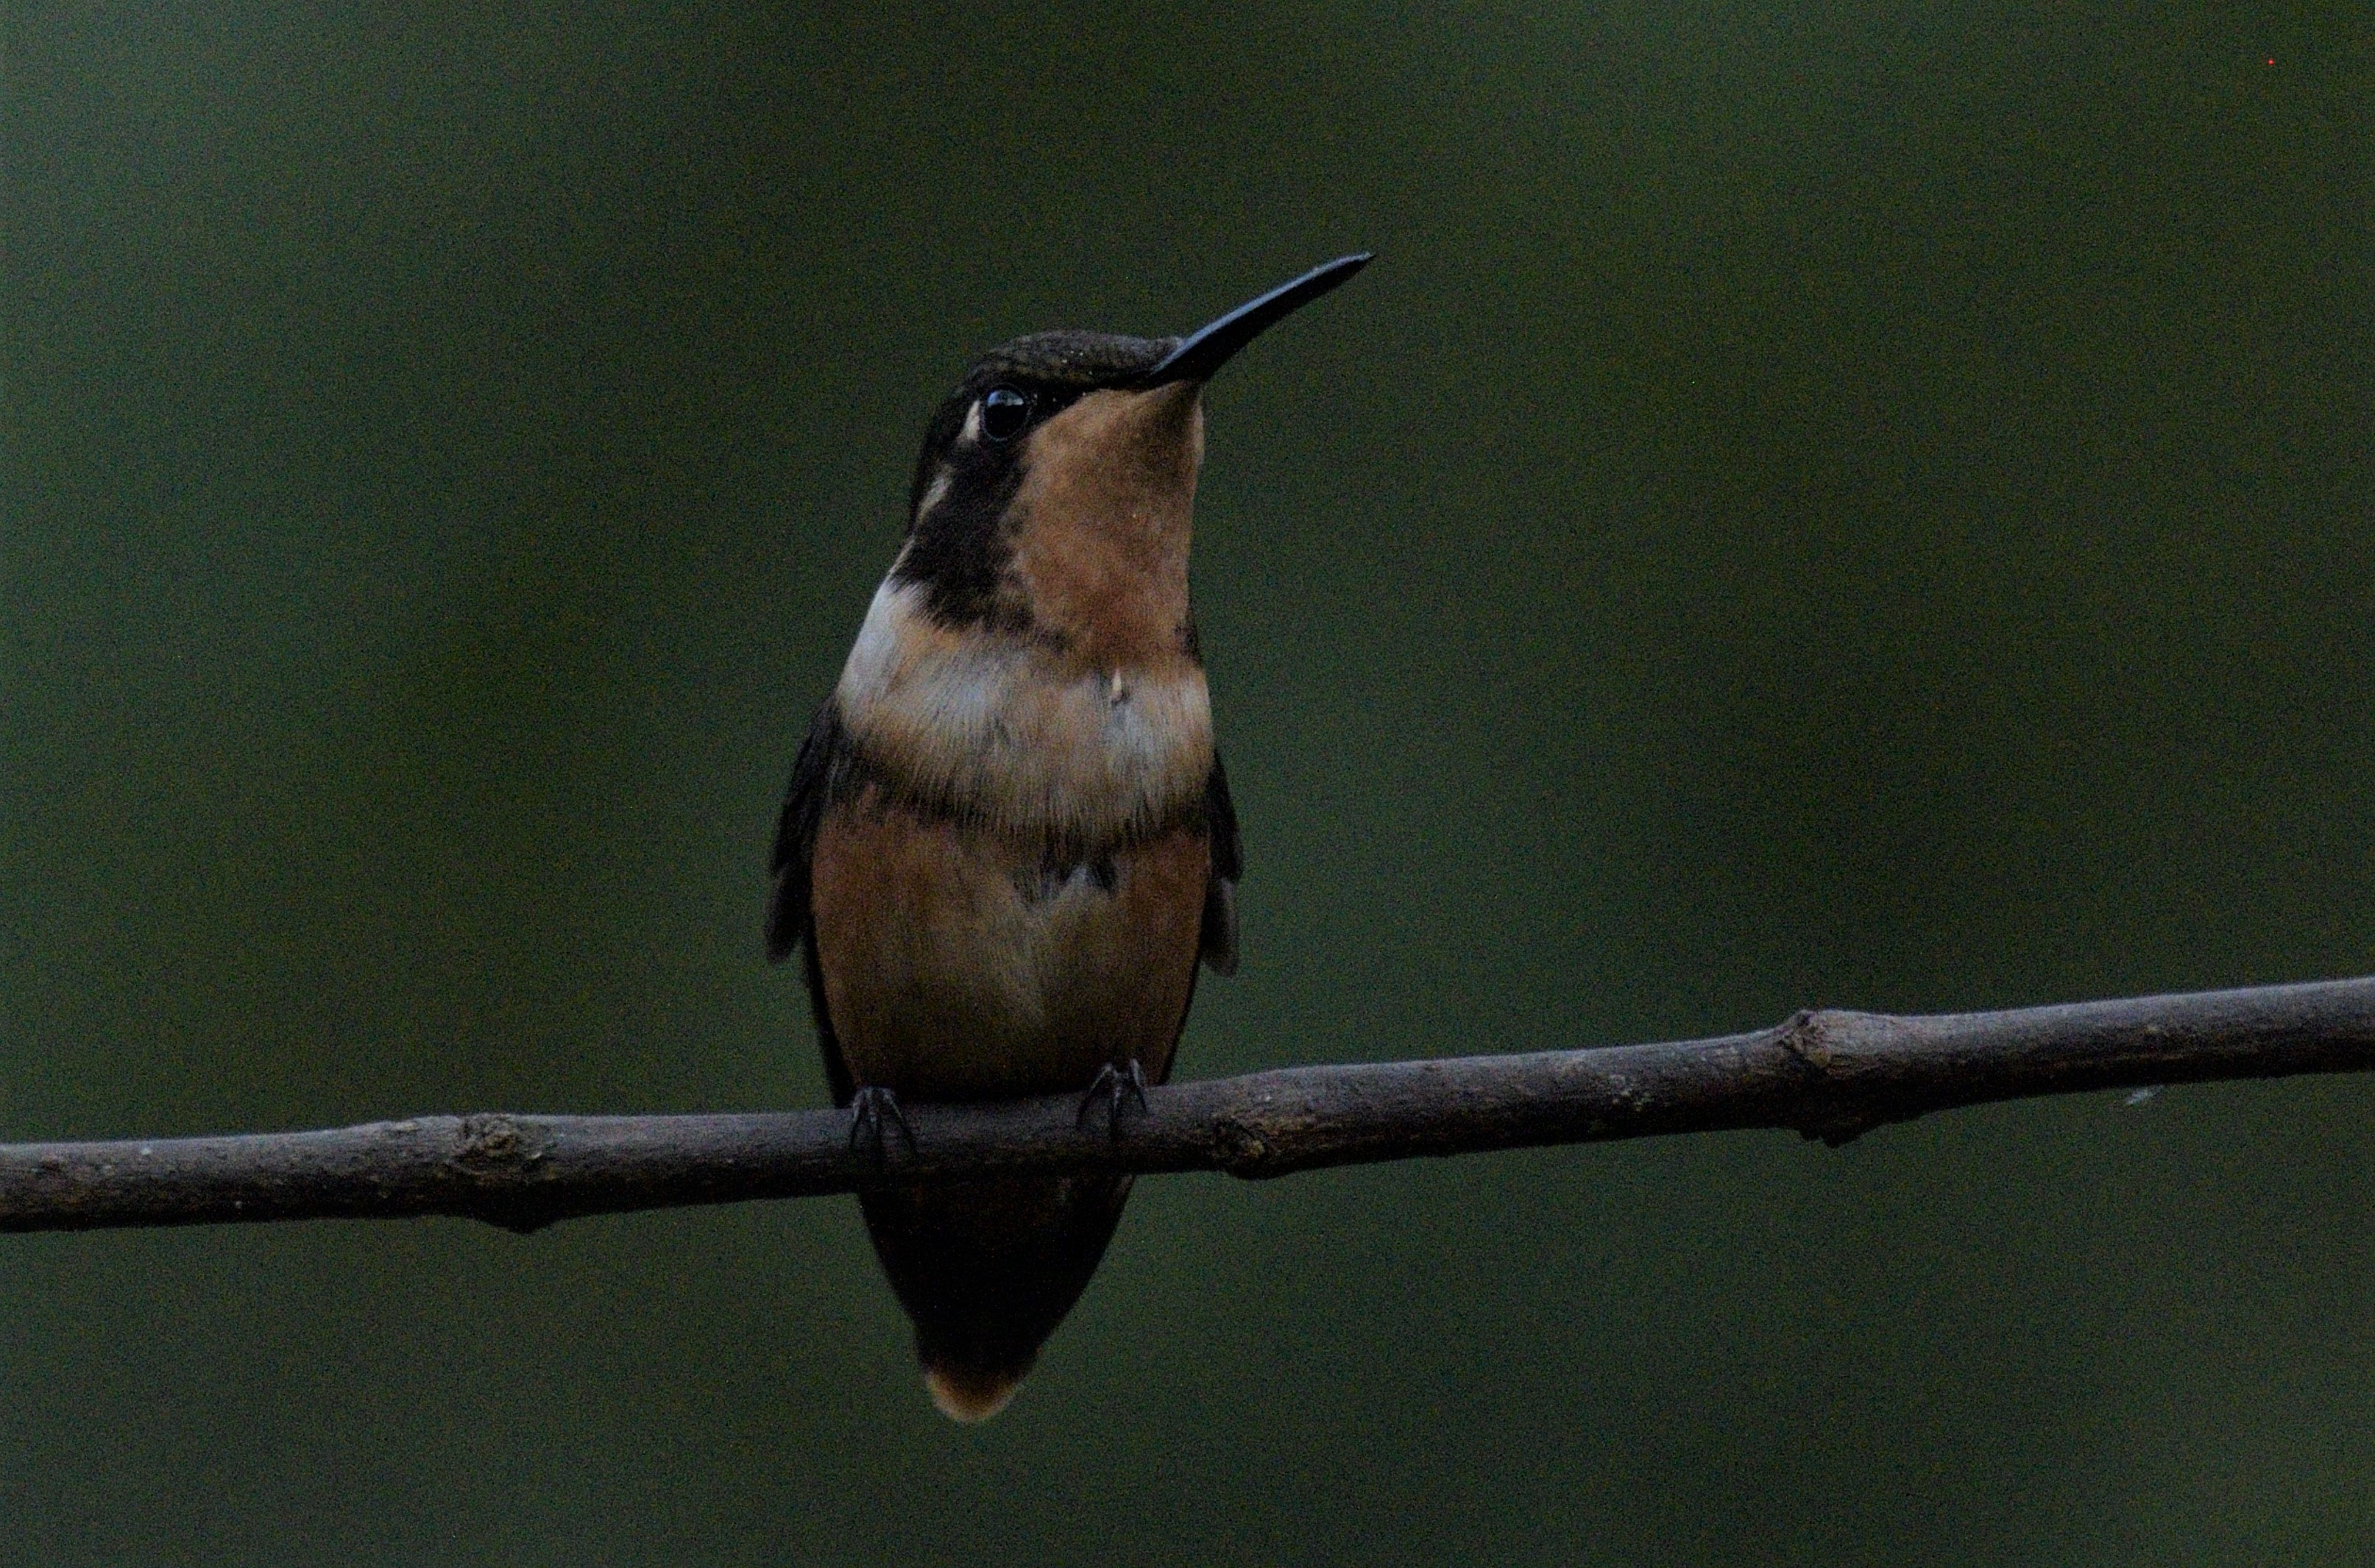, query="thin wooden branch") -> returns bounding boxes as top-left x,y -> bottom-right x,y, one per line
5,975 -> 2372,1236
